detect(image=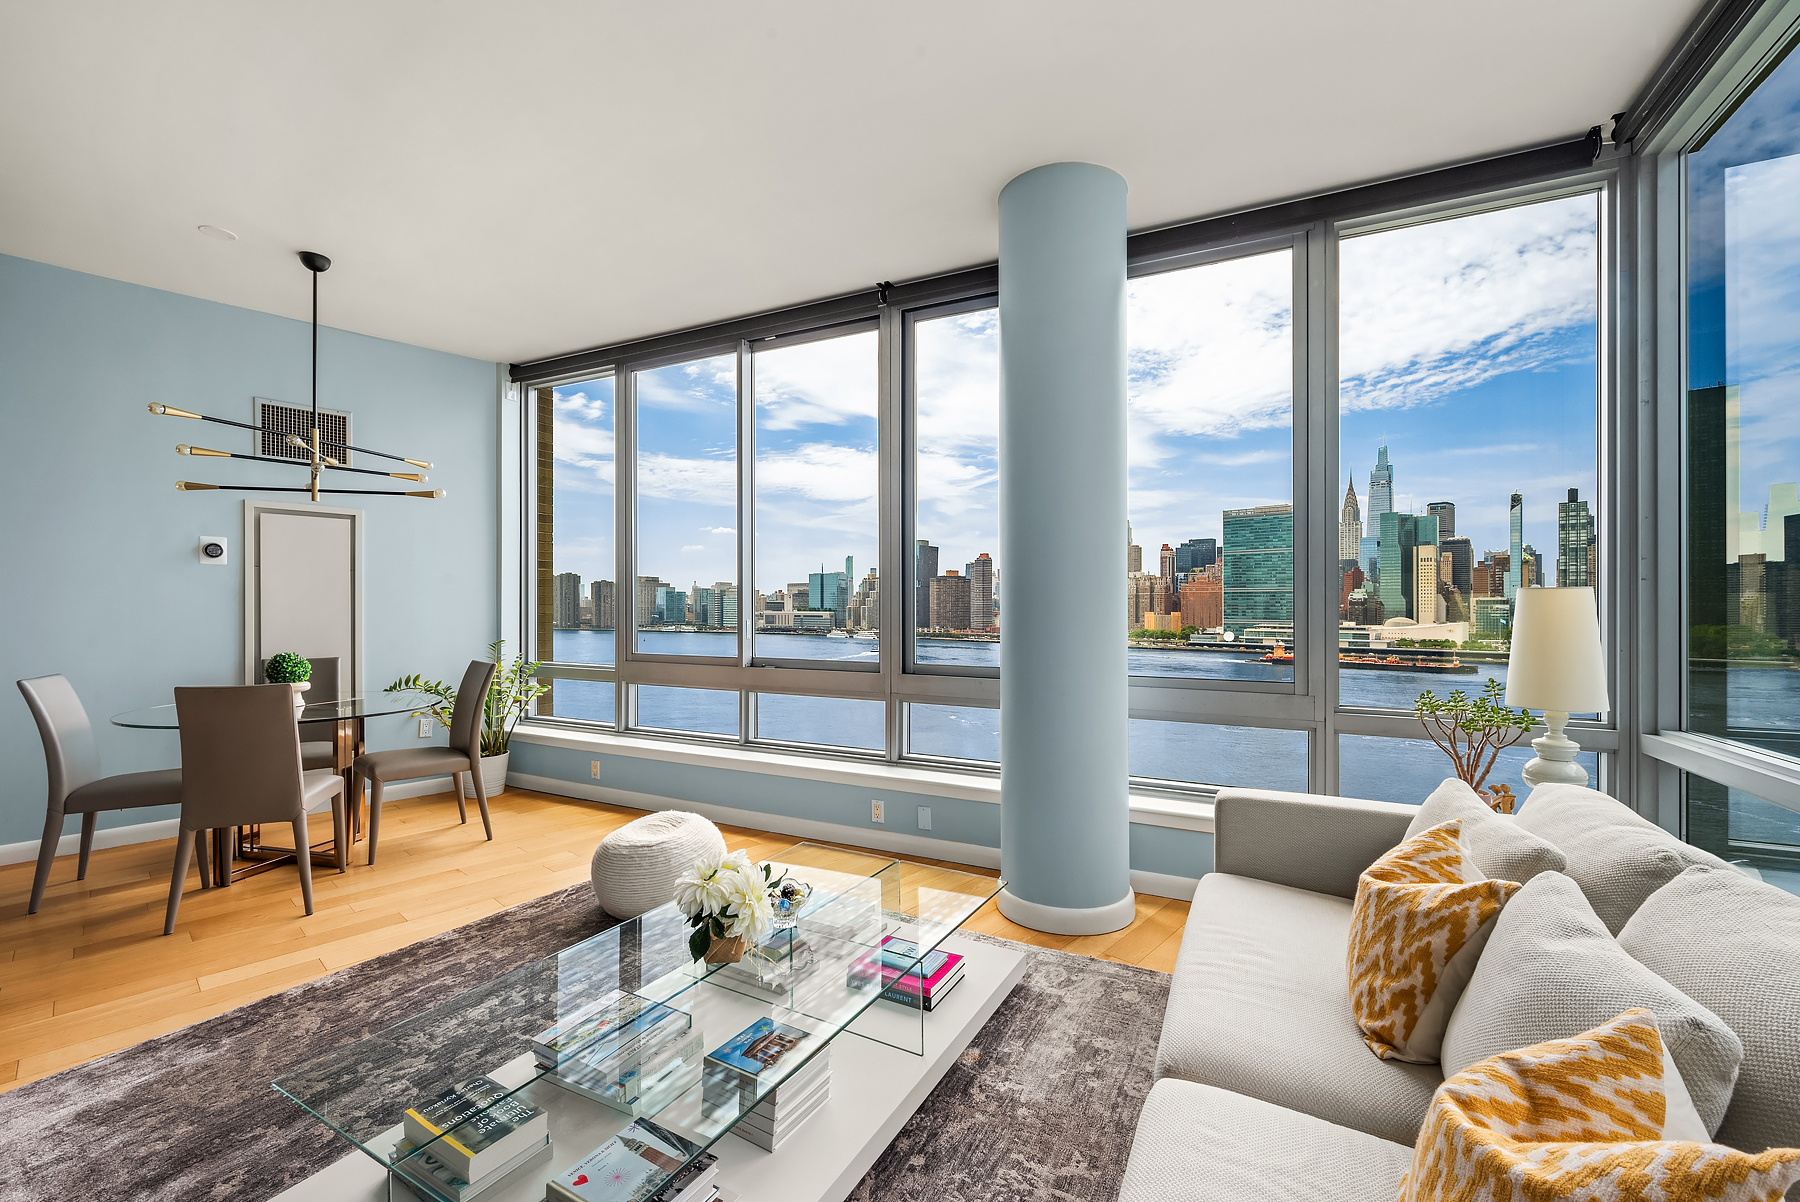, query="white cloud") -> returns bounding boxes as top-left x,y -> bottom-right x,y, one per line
758,443 -> 879,504
681,544 -> 705,552
700,526 -> 736,535
755,330 -> 878,431
636,452 -> 735,502
637,355 -> 736,414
